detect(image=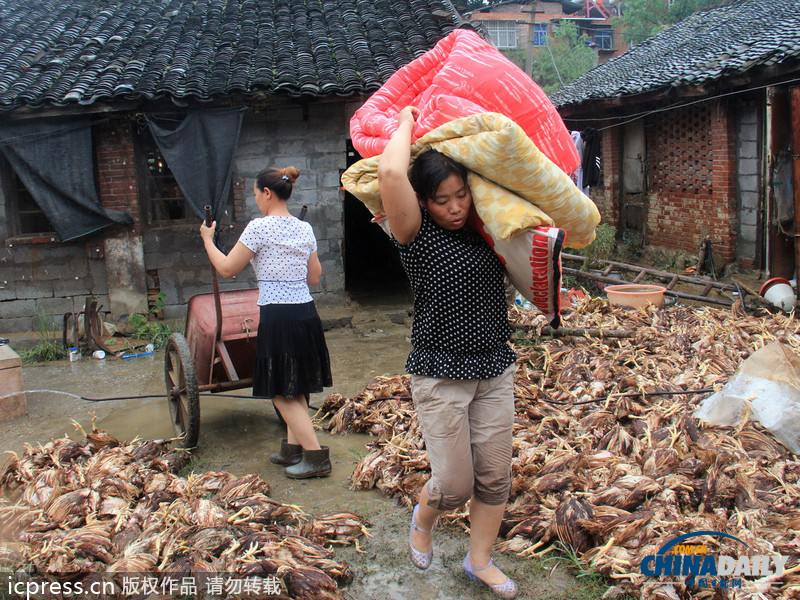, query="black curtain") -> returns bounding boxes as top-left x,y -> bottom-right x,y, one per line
0,117 -> 133,241
146,108 -> 246,223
